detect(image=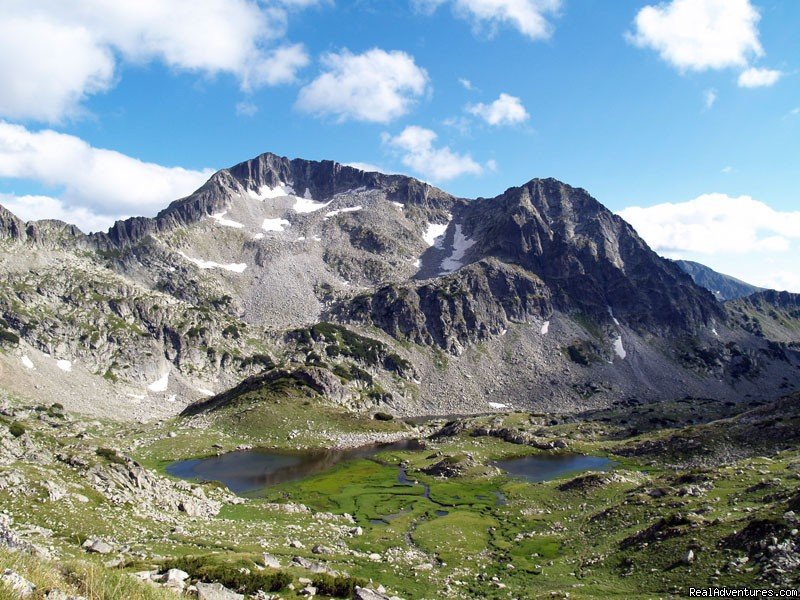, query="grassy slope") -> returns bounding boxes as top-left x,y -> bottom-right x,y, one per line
1,389 -> 799,598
